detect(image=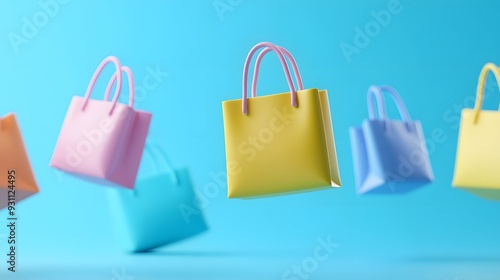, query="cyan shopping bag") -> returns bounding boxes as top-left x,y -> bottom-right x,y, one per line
350,85 -> 434,194
50,57 -> 152,189
107,143 -> 208,252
